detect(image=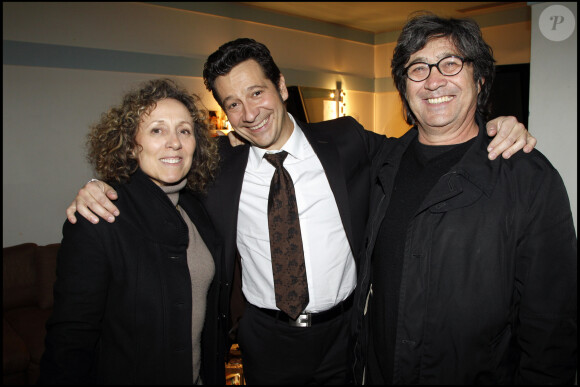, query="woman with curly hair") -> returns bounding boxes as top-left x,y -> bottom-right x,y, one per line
39,79 -> 226,385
